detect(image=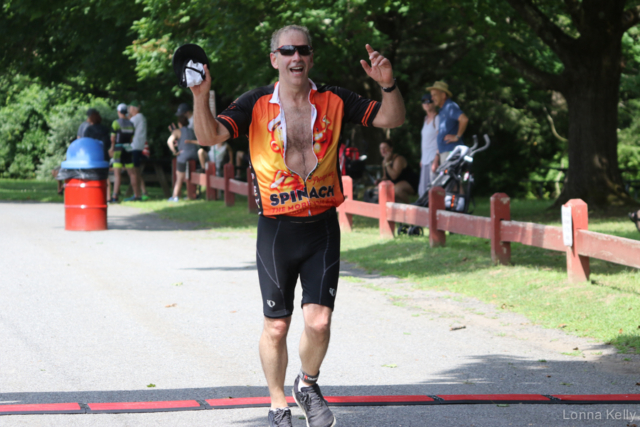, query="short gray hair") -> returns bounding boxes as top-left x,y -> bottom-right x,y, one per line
270,25 -> 312,52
